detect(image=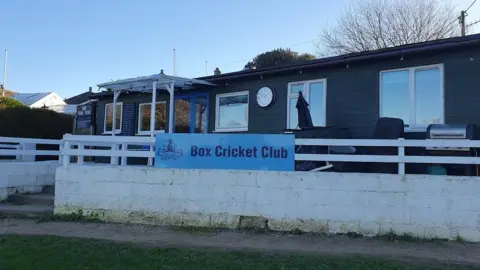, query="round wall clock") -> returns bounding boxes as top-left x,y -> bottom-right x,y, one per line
256,87 -> 275,108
